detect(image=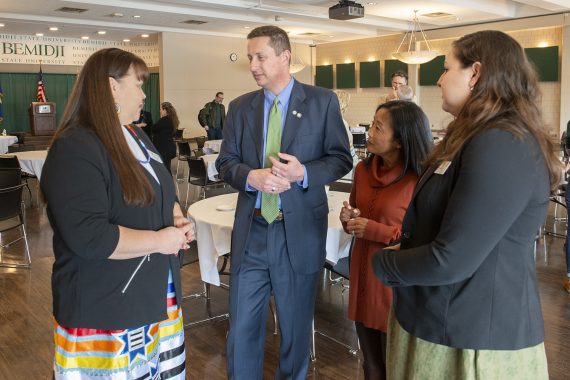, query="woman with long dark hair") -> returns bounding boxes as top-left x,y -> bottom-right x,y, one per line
373,30 -> 560,379
152,101 -> 179,173
41,48 -> 193,379
339,100 -> 432,379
